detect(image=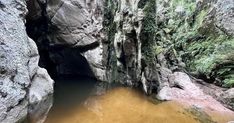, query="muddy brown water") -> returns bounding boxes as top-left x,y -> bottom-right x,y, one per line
44,78 -> 234,123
